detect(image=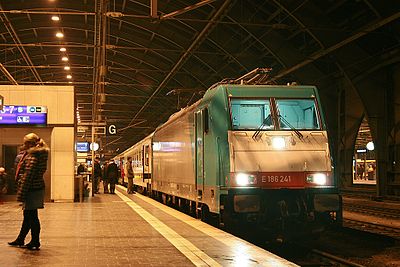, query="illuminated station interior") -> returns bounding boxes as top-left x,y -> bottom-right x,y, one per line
0,1 -> 399,266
